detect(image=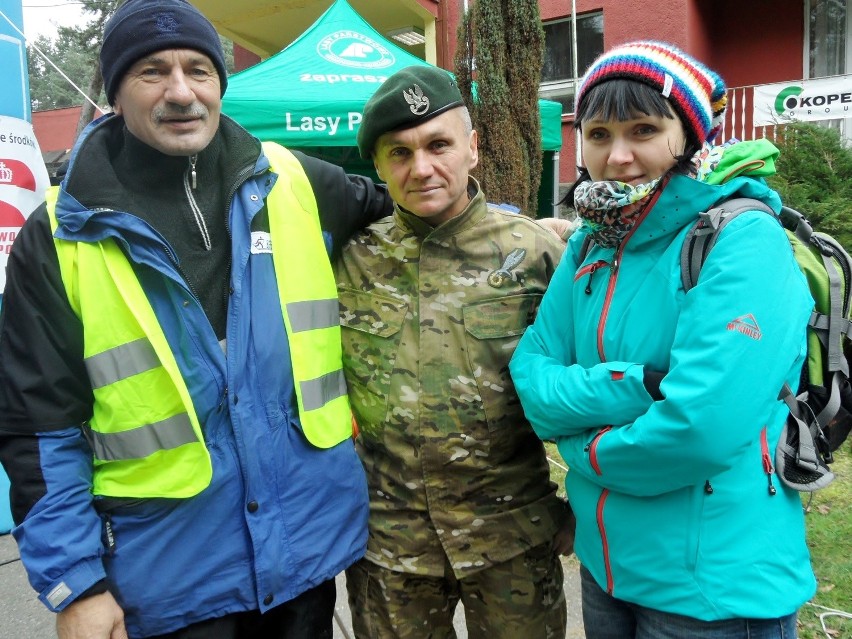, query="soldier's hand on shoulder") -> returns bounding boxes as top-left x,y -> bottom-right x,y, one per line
538,217 -> 576,243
